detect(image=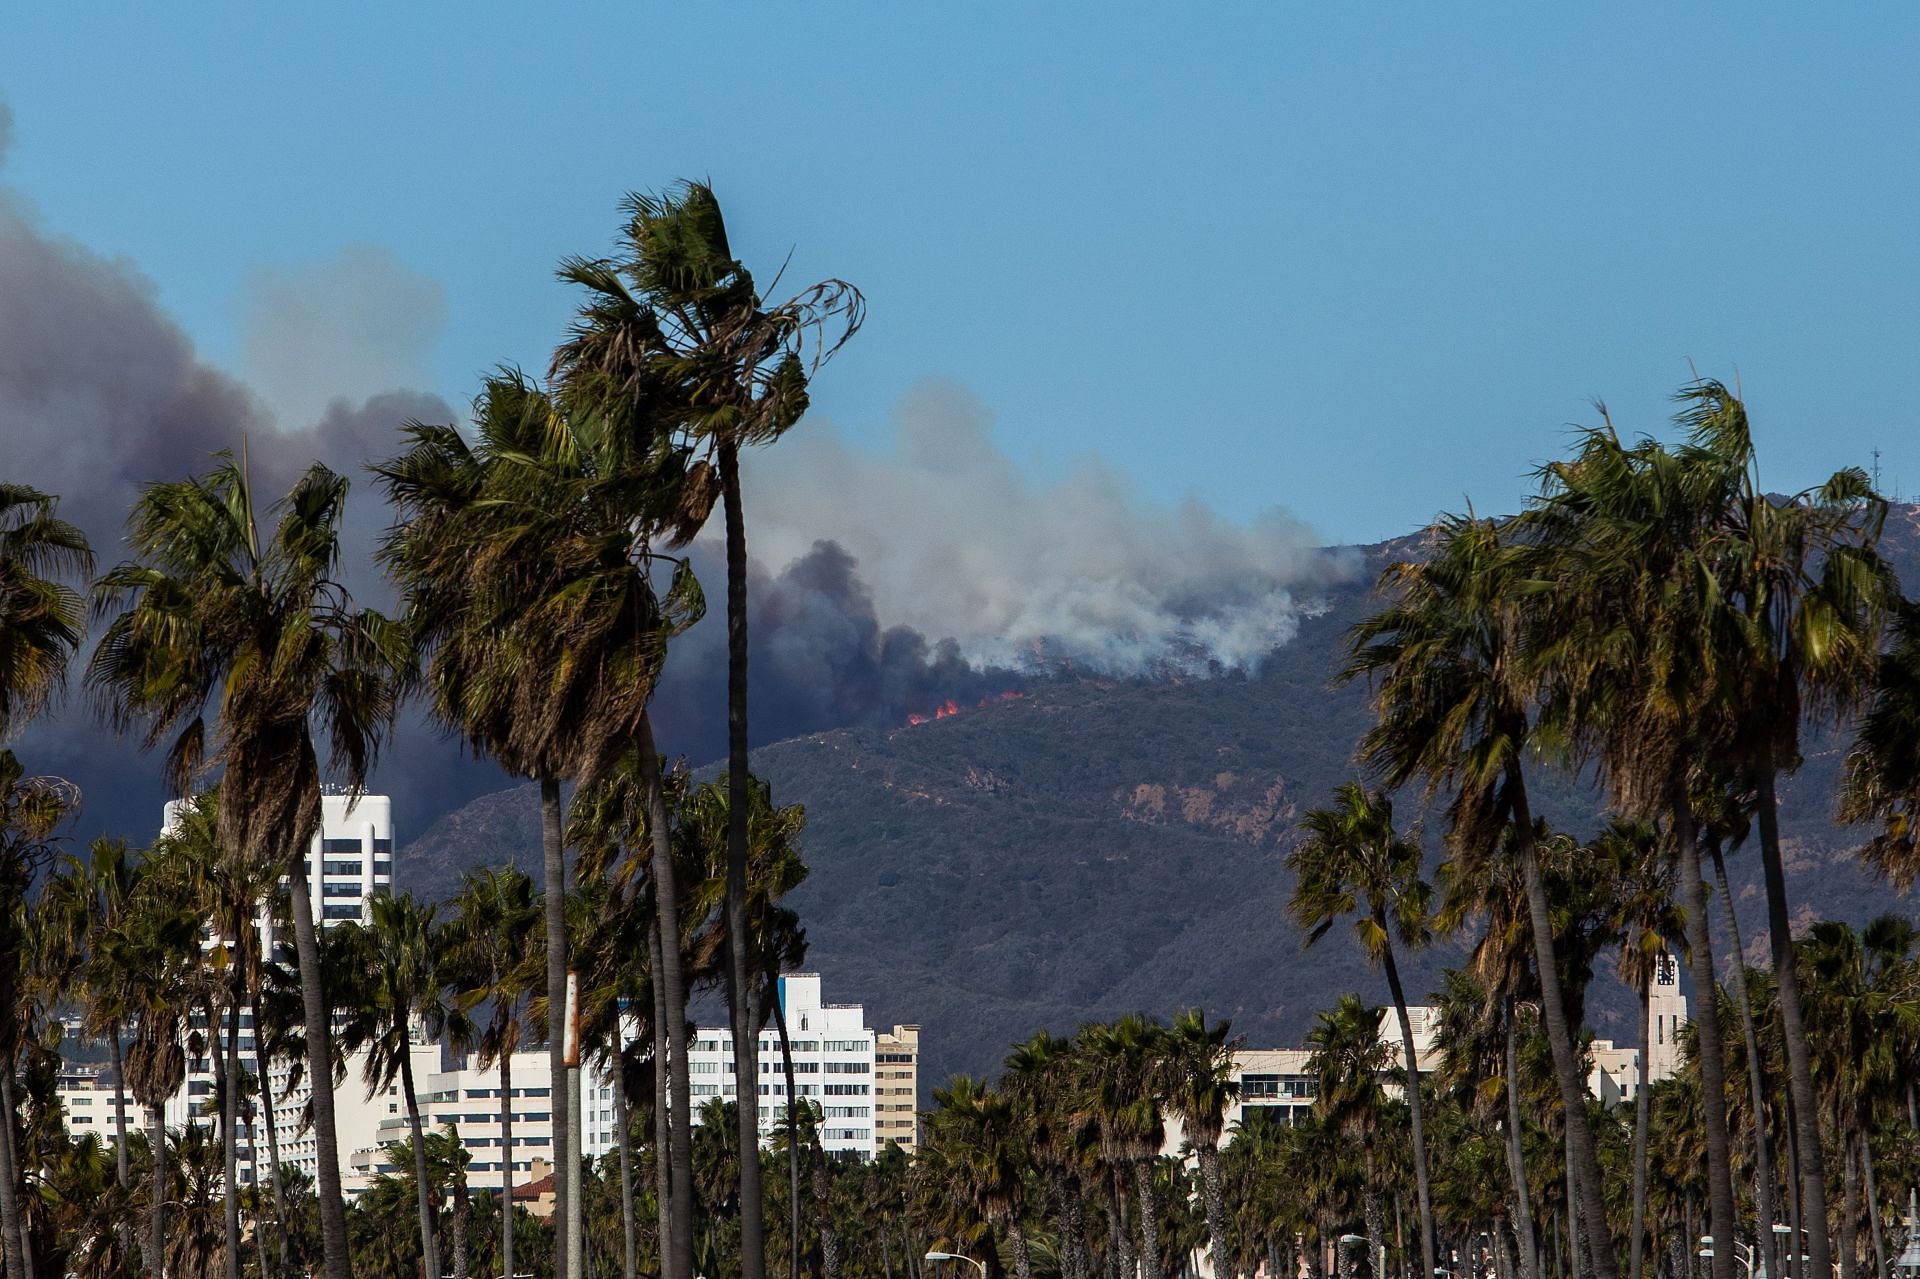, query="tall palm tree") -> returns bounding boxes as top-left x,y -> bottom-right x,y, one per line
88,453 -> 404,1279
1344,514 -> 1619,1279
118,870 -> 201,1279
377,371 -> 700,1273
1677,381 -> 1893,1279
1593,819 -> 1680,1279
445,864 -> 540,1279
62,835 -> 144,1263
335,891 -> 457,1279
1291,782 -> 1439,1279
1305,994 -> 1393,1278
1522,412 -> 1747,1279
1157,1008 -> 1239,1279
152,791 -> 291,1279
567,734 -> 699,1279
0,754 -> 80,1279
1004,1030 -> 1096,1279
553,183 -> 862,1279
1079,1015 -> 1169,1279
